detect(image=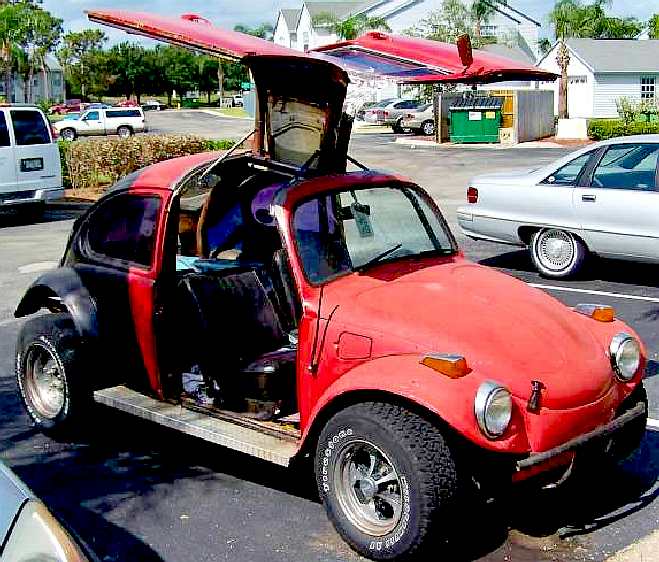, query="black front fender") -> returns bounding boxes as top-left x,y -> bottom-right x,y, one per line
15,268 -> 98,340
